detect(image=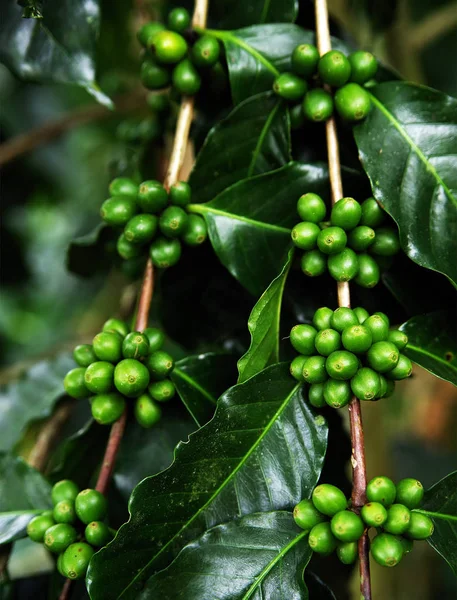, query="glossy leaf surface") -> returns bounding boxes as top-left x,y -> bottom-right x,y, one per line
209,0 -> 298,30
